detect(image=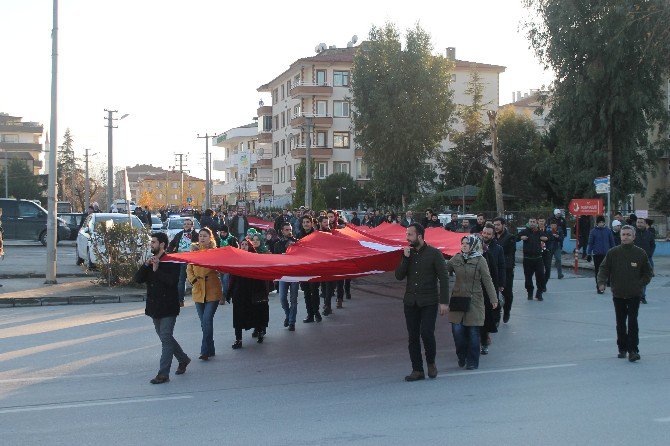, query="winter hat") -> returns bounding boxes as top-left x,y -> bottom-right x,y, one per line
553,209 -> 561,215
611,220 -> 621,227
596,215 -> 606,224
